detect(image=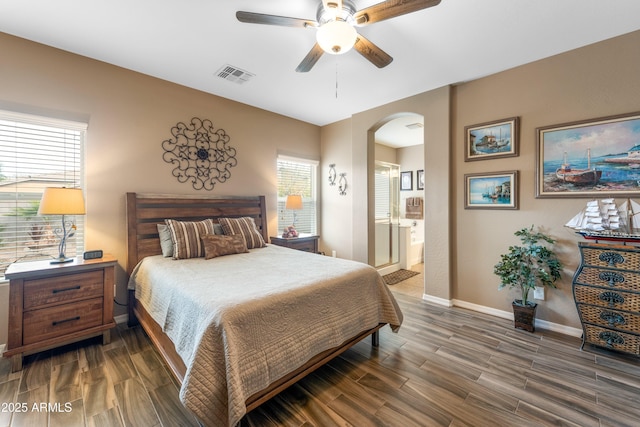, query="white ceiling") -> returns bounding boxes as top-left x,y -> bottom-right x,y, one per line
2,0 -> 640,130
376,113 -> 424,148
